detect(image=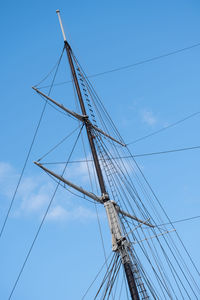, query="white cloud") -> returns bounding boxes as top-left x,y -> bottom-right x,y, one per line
73,205 -> 97,220
47,205 -> 98,222
66,156 -> 94,184
0,162 -> 13,179
47,205 -> 69,221
128,100 -> 138,111
141,110 -> 157,126
58,154 -> 97,190
19,181 -> 54,214
0,162 -> 19,198
0,161 -> 99,223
